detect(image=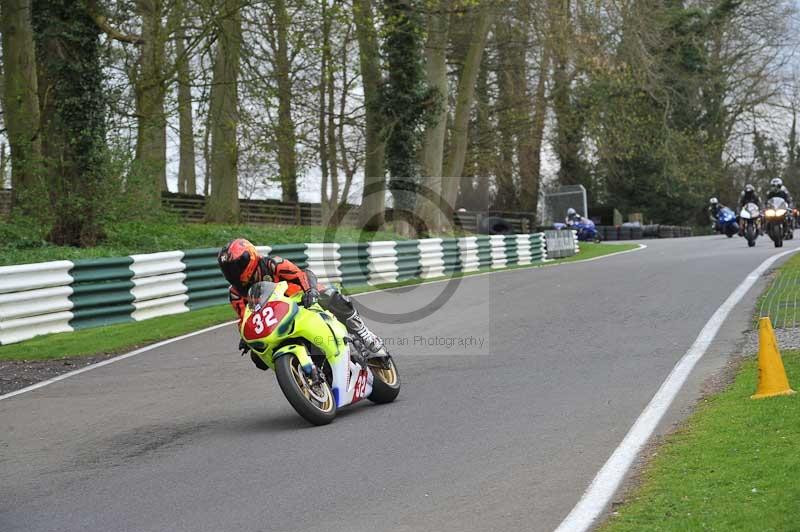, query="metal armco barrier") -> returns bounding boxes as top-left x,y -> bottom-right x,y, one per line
544,230 -> 579,259
0,233 -> 556,345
